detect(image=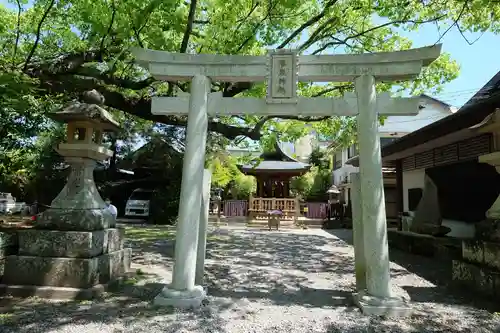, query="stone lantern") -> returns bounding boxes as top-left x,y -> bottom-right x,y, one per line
1,91 -> 131,299
42,94 -> 121,227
